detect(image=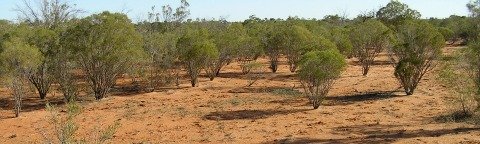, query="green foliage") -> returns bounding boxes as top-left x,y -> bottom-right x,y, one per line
298,49 -> 347,109
45,101 -> 121,143
0,37 -> 43,75
262,22 -> 285,73
438,50 -> 477,115
468,0 -> 480,18
391,20 -> 444,95
63,11 -> 145,100
437,27 -> 455,41
327,27 -> 353,57
0,33 -> 43,117
141,25 -> 180,90
376,0 -> 421,28
350,19 -> 393,76
0,20 -> 13,51
207,23 -> 247,79
282,25 -> 318,72
46,102 -> 81,143
177,27 -> 219,87
466,41 -> 480,109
